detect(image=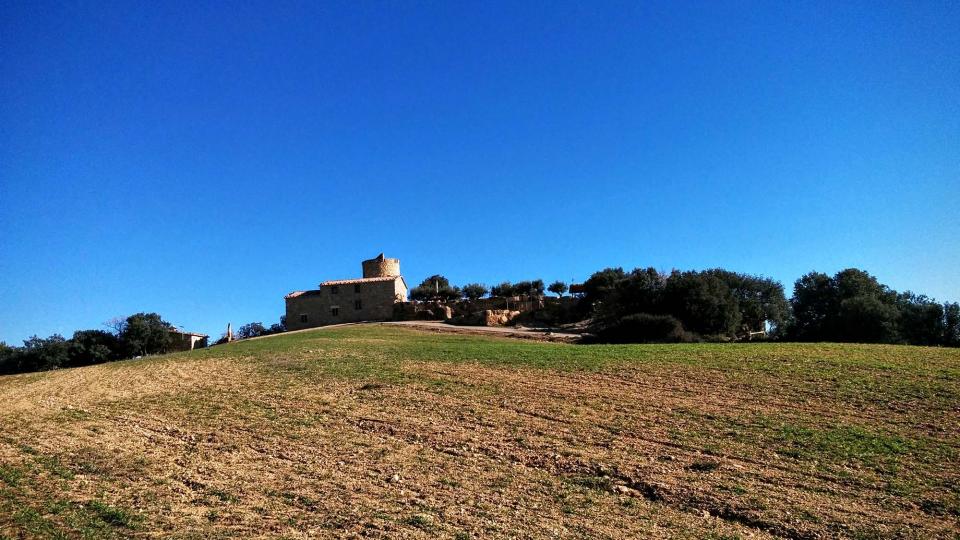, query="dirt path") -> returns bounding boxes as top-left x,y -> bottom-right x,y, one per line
382,320 -> 581,342
256,320 -> 581,343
